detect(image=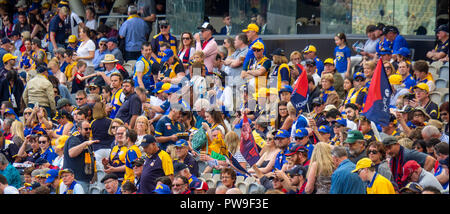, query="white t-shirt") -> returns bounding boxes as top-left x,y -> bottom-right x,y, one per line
3,186 -> 19,194
59,182 -> 85,194
85,19 -> 97,30
76,39 -> 96,67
